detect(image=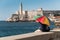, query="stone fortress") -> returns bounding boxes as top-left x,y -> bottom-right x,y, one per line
7,3 -> 43,22
7,2 -> 60,23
